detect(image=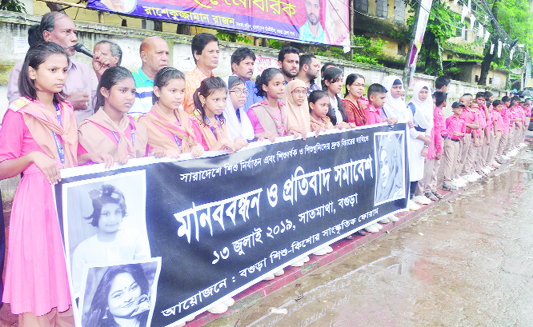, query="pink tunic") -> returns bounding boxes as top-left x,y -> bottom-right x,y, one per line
247,104 -> 284,135
365,104 -> 383,125
427,106 -> 445,159
0,110 -> 71,315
